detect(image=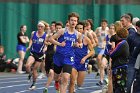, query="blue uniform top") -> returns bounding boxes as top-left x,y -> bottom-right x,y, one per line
104,35 -> 112,56
30,31 -> 46,54
74,35 -> 88,62
56,28 -> 78,56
